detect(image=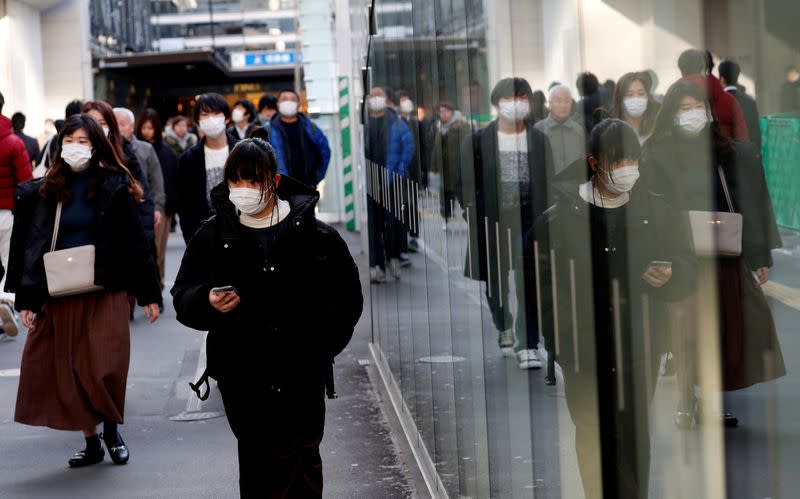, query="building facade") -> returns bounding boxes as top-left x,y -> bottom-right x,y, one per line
0,0 -> 92,137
